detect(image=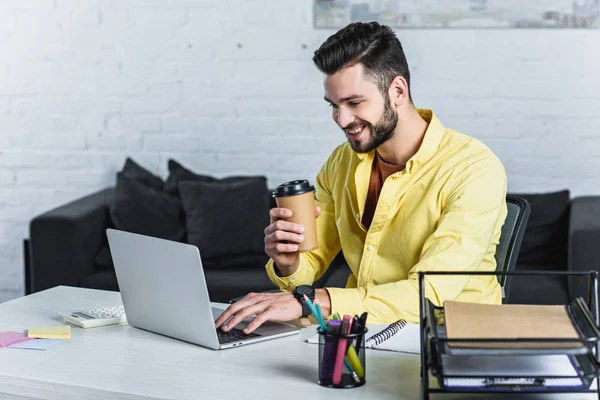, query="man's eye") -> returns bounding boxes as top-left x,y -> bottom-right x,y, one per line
348,102 -> 361,107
